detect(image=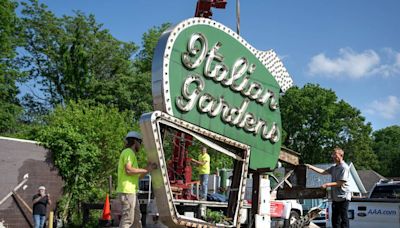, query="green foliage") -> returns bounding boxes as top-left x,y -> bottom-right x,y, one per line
280,84 -> 378,169
19,0 -> 155,118
134,23 -> 171,73
205,209 -> 225,224
113,71 -> 153,120
341,129 -> 379,171
17,0 -> 171,122
0,0 -> 23,135
129,23 -> 172,118
37,101 -> 136,225
0,0 -> 21,61
0,100 -> 22,134
372,125 -> 400,176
